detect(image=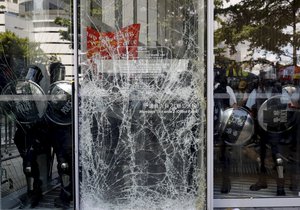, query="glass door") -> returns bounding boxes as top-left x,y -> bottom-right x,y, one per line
213,0 -> 300,208
76,0 -> 208,209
